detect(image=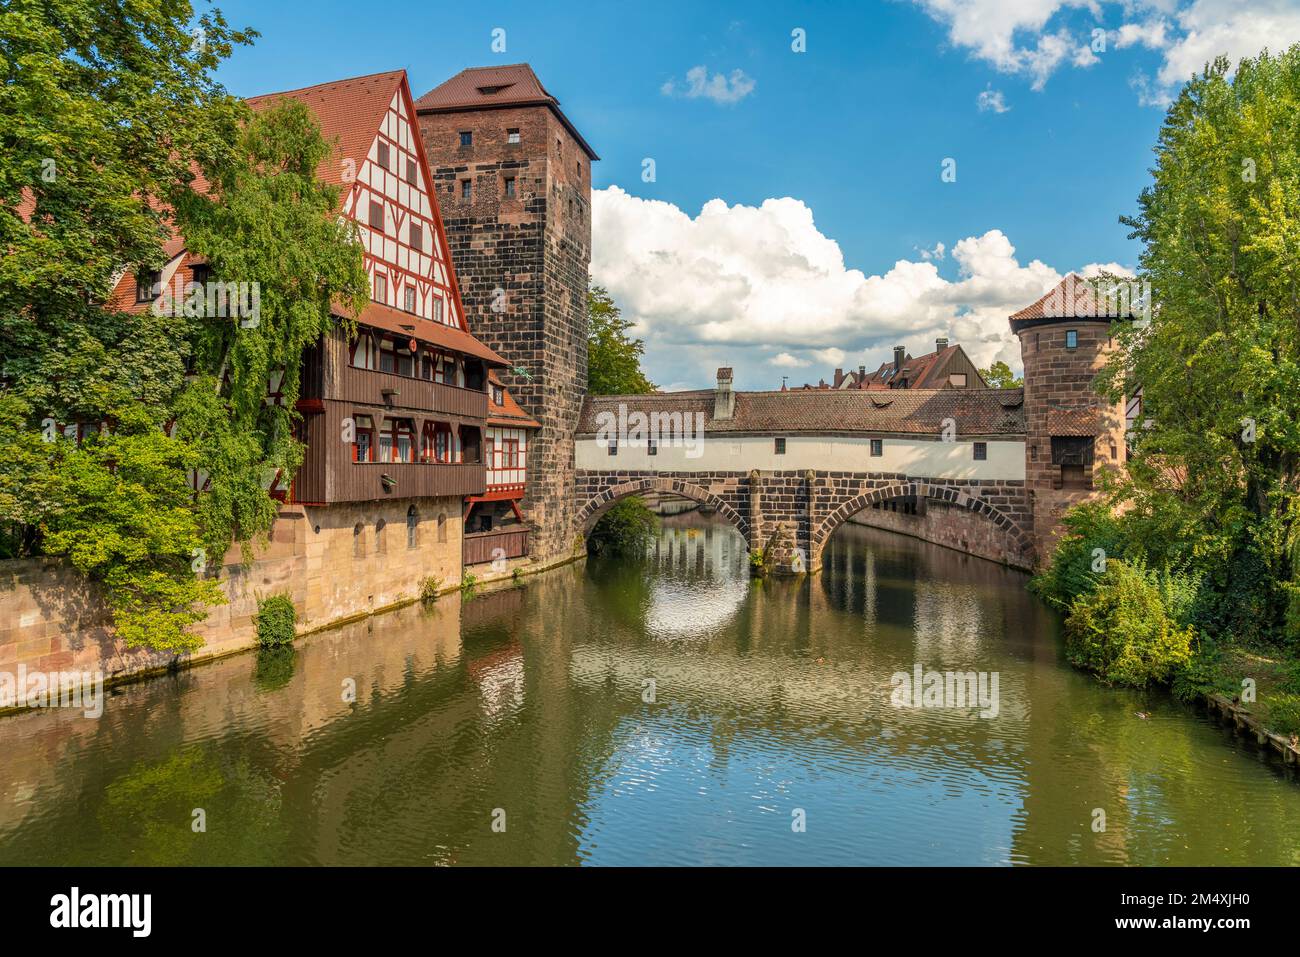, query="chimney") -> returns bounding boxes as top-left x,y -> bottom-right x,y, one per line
714,367 -> 735,420
936,337 -> 949,352
893,346 -> 905,371
833,368 -> 844,388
